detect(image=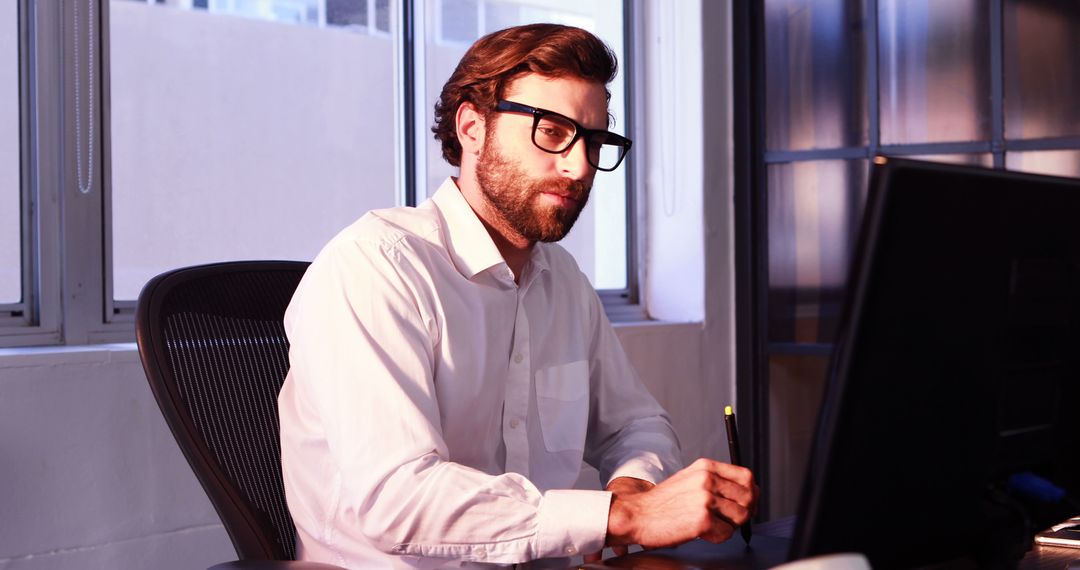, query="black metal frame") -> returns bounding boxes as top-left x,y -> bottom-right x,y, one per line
732,0 -> 766,517
401,0 -> 418,207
